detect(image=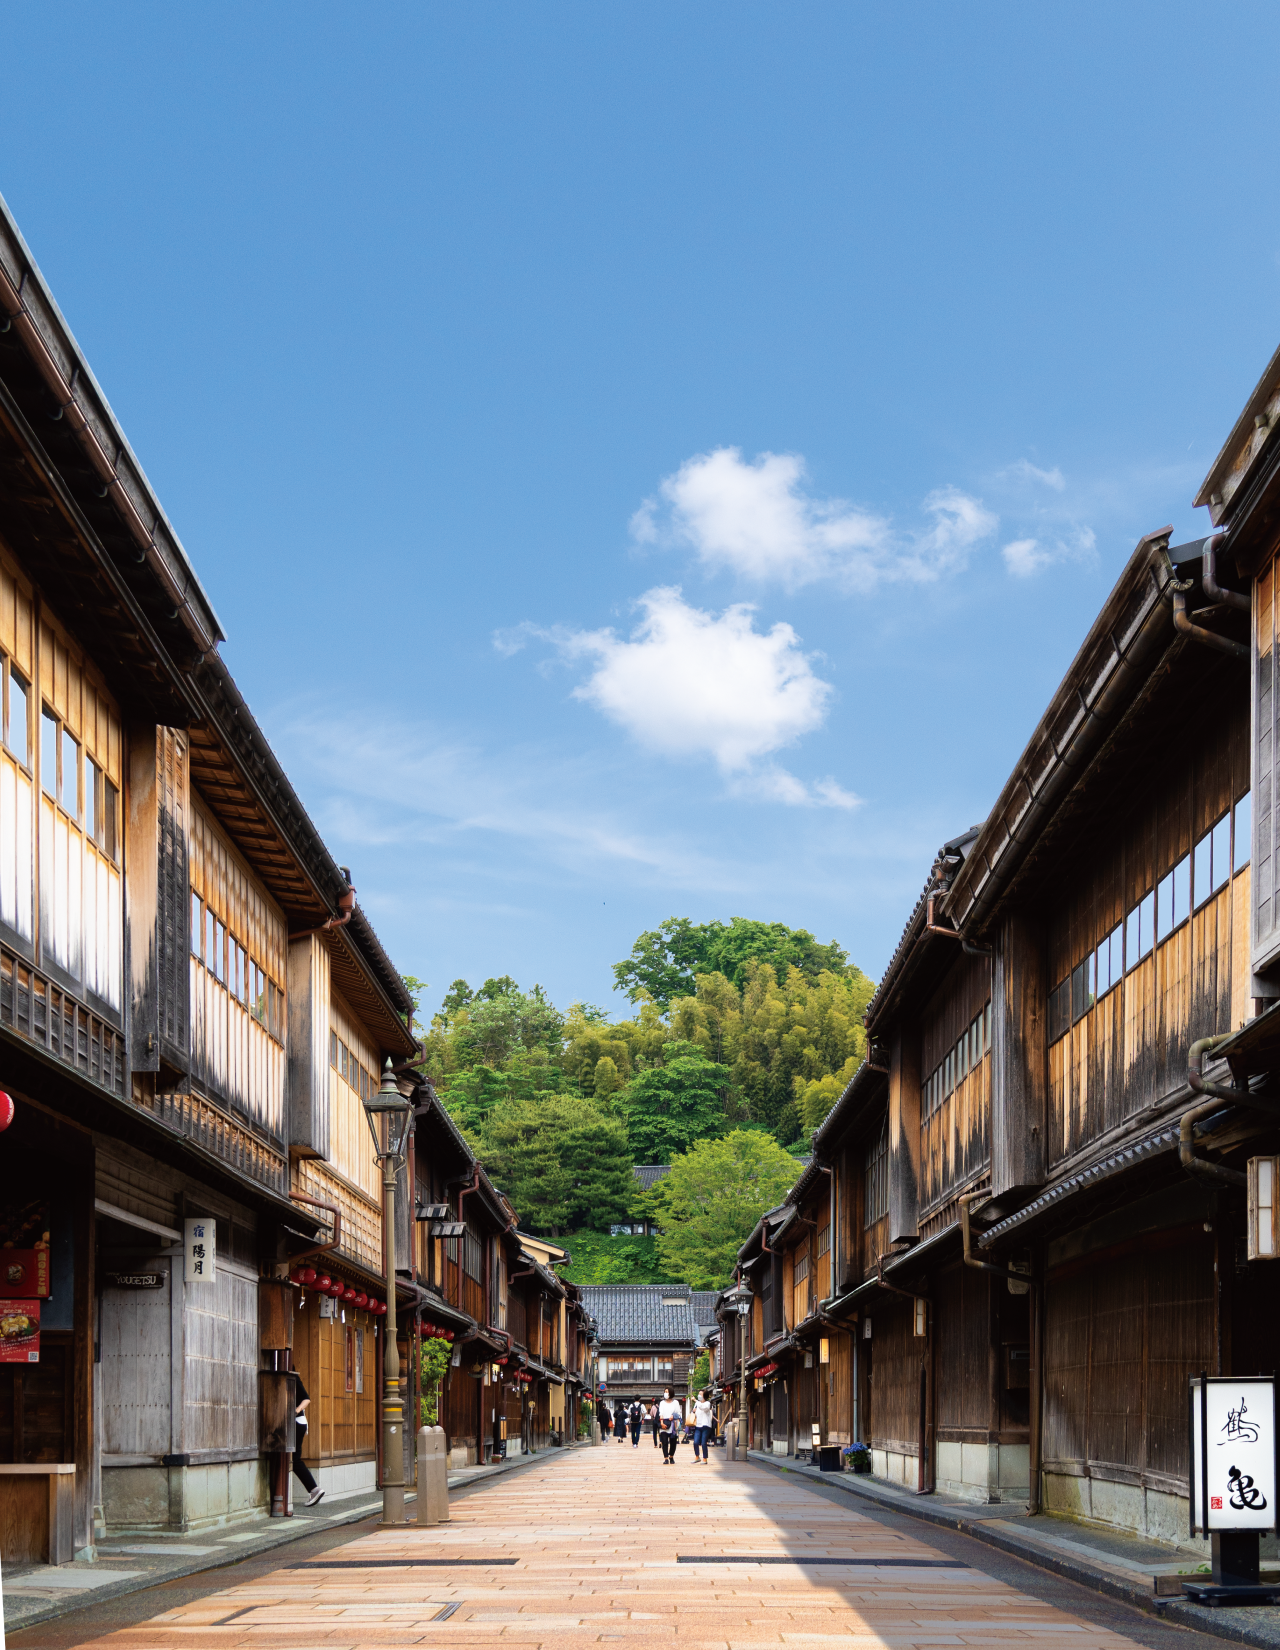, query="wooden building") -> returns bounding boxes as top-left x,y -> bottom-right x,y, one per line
580,1285 -> 697,1407
713,342 -> 1280,1553
0,191 -> 419,1560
